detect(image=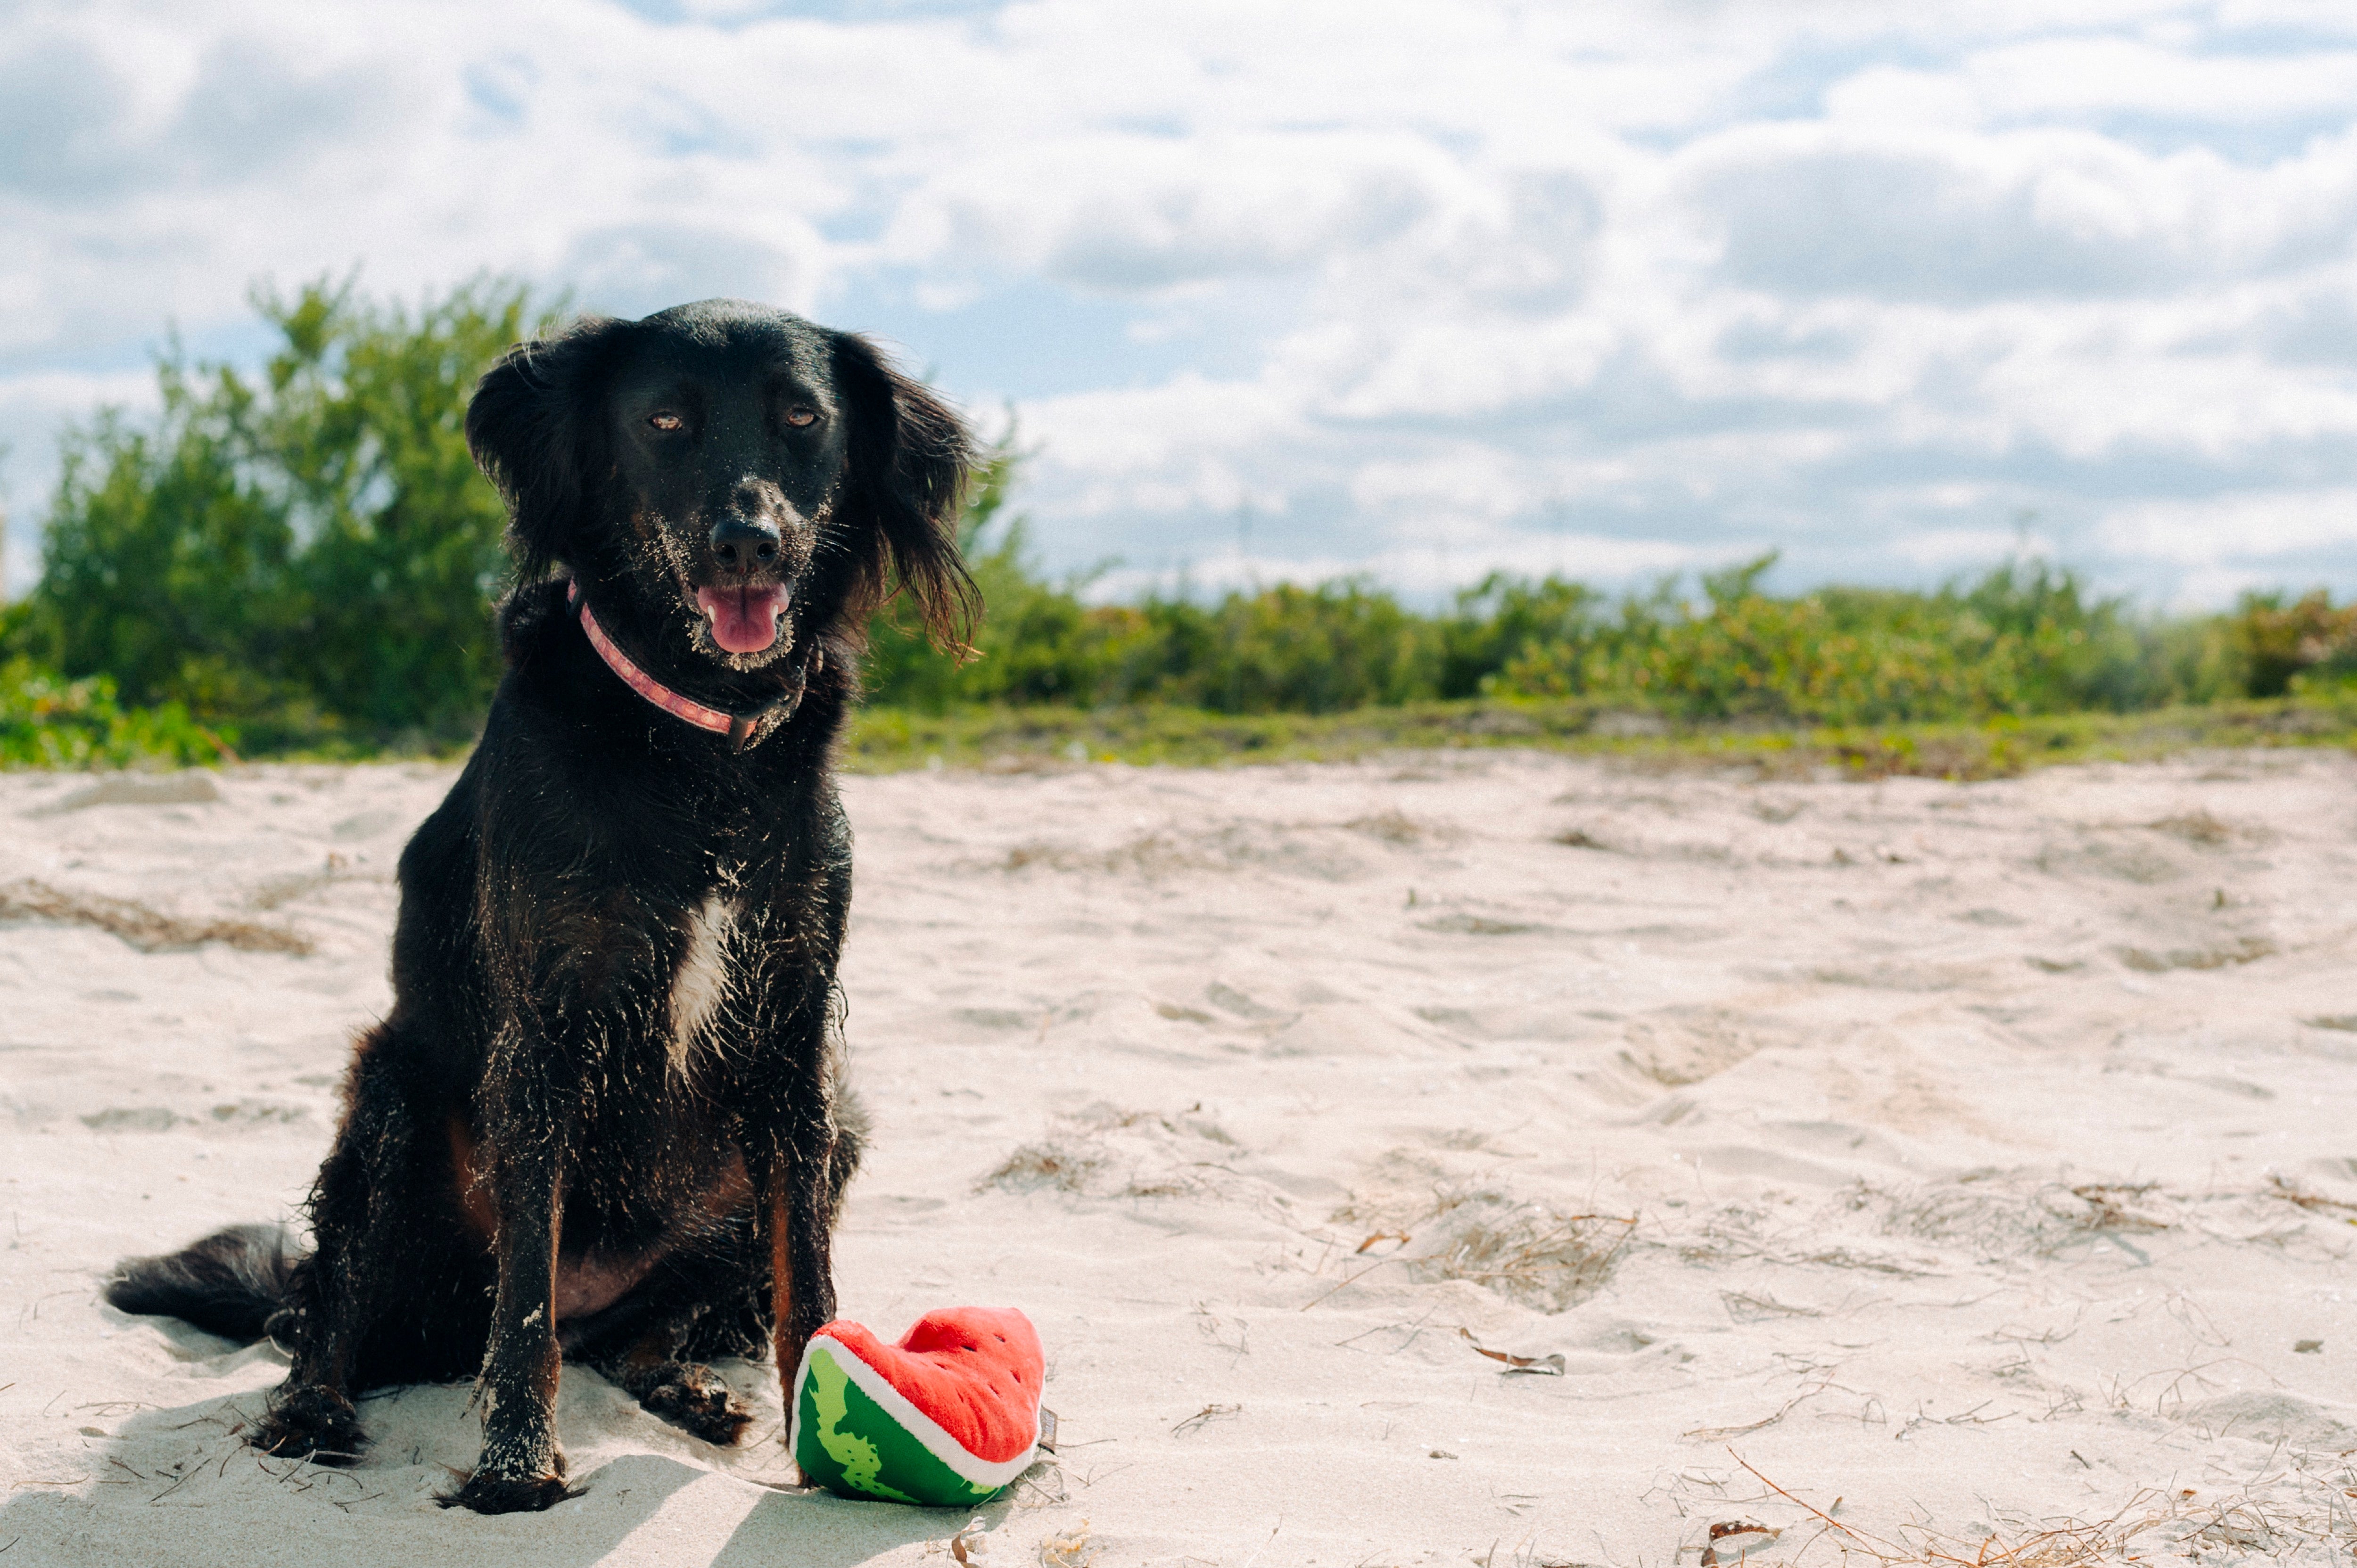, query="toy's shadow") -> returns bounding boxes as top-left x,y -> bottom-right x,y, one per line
710,1483 -> 1011,1566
